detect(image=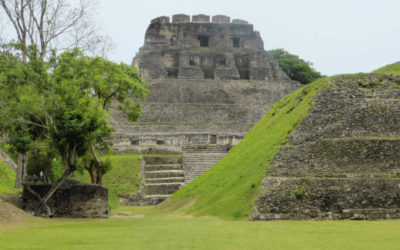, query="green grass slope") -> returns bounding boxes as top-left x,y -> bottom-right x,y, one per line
373,62 -> 400,75
0,160 -> 17,194
162,78 -> 329,219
